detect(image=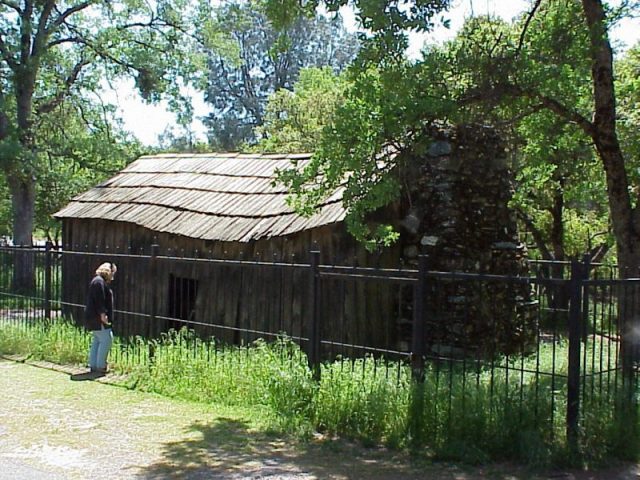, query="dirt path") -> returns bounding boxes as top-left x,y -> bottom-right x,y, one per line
0,358 -> 637,480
